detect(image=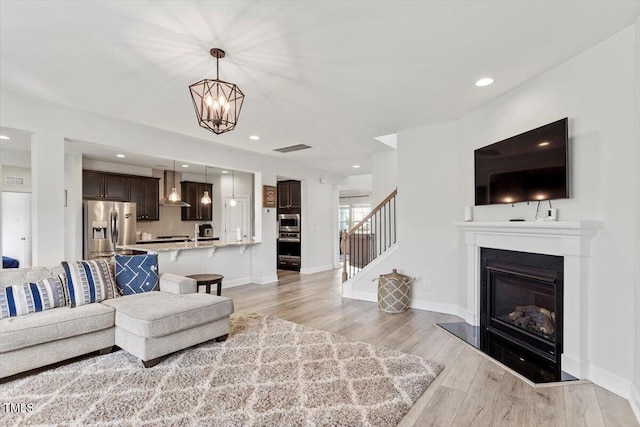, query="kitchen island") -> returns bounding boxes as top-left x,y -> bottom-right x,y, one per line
119,239 -> 263,289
